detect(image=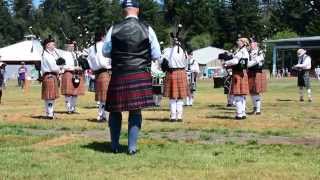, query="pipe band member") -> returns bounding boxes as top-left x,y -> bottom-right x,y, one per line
102,0 -> 161,155
224,38 -> 250,120
162,43 -> 188,122
41,36 -> 61,119
88,30 -> 112,122
61,39 -> 85,114
247,38 -> 267,115
185,51 -> 200,106
293,49 -> 312,102
0,62 -> 6,104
